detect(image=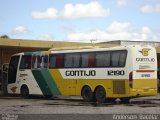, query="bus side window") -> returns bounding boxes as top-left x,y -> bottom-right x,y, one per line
32,56 -> 38,69
56,55 -> 64,68
96,52 -> 110,67
8,56 -> 20,84
88,53 -> 95,67
49,55 -> 56,68
81,53 -> 95,68
43,55 -> 48,68
19,55 -> 31,69
81,53 -> 88,67
64,53 -> 80,68
72,54 -> 80,68
111,50 -> 127,67
49,54 -> 64,68
37,56 -> 41,68
119,51 -> 127,67
64,54 -> 72,68
40,55 -> 48,68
